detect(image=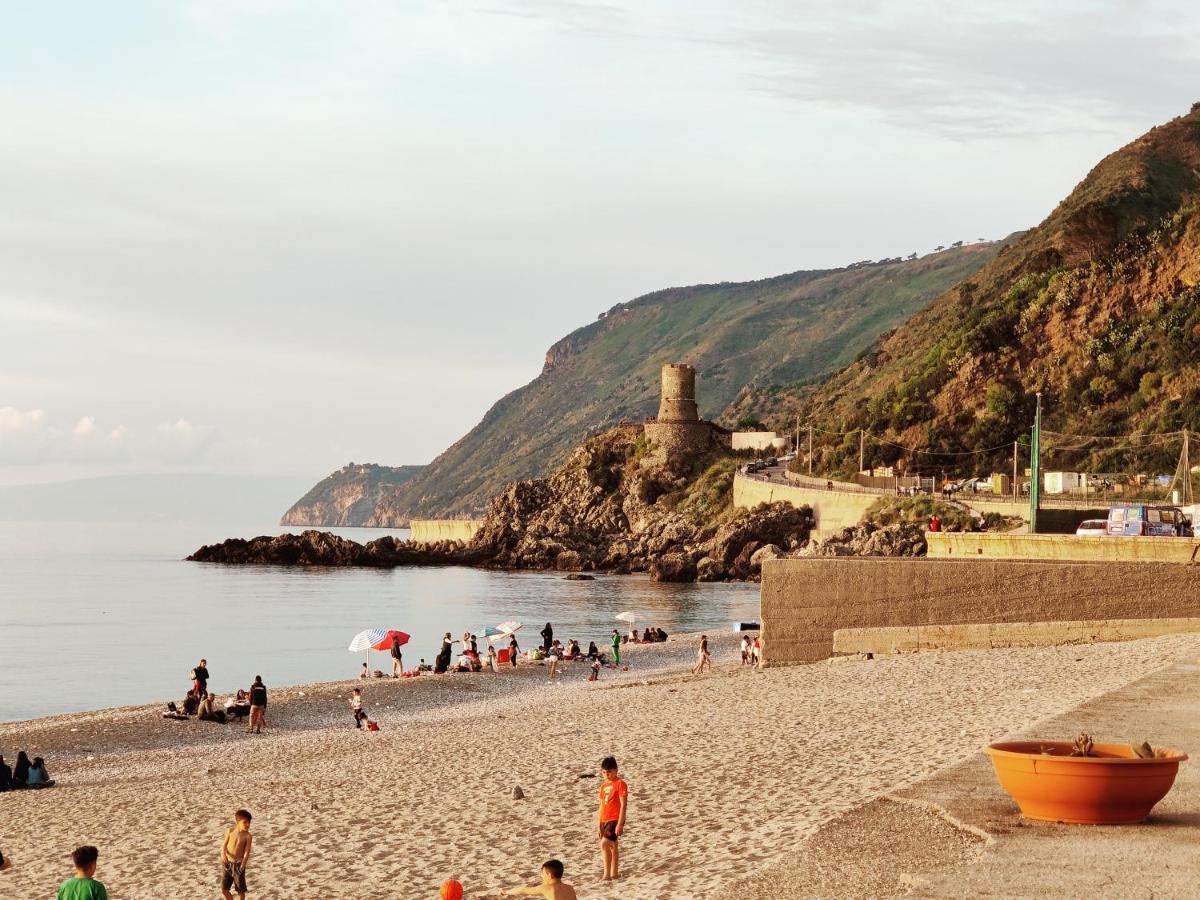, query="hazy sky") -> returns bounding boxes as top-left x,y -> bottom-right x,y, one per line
2,1 -> 1198,486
